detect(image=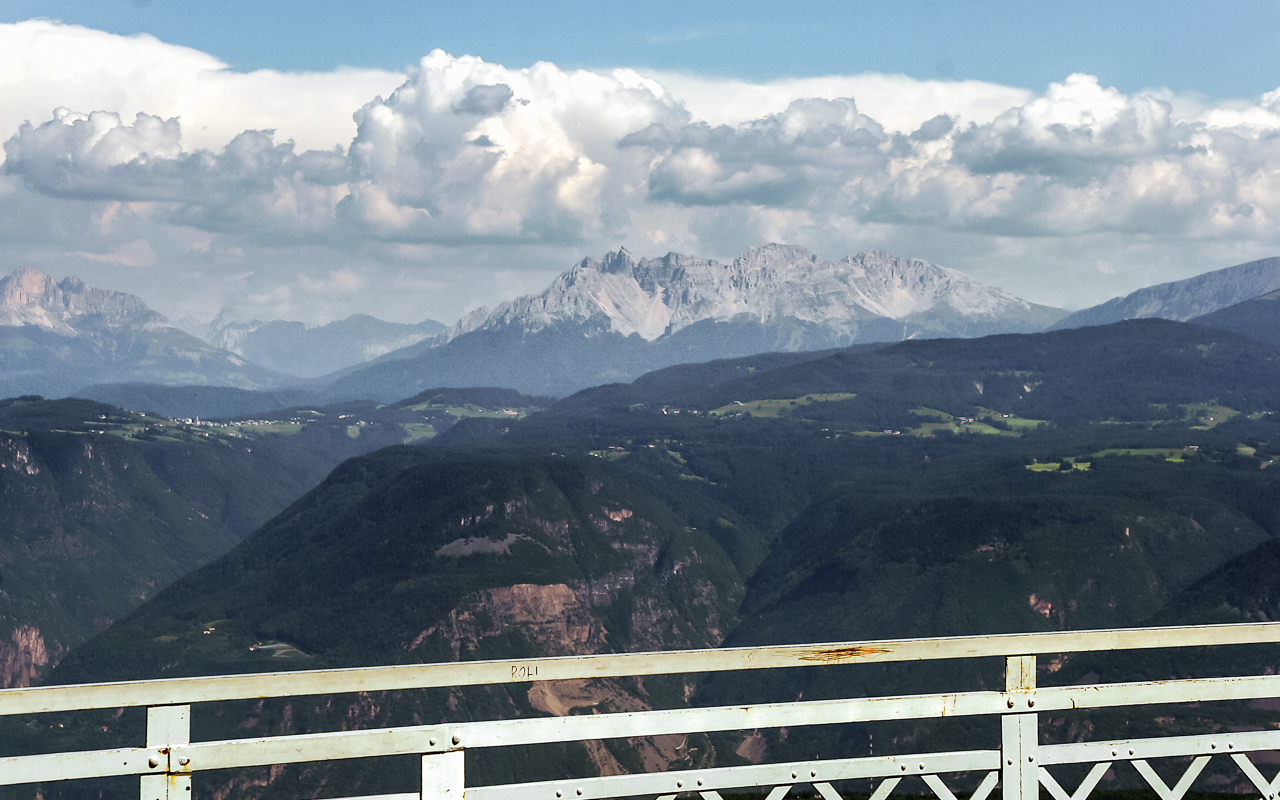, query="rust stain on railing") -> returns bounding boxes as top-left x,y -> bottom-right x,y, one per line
798,645 -> 892,663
